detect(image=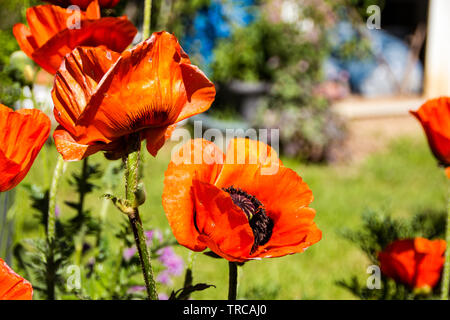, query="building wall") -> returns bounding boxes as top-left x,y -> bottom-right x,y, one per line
424,0 -> 450,97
